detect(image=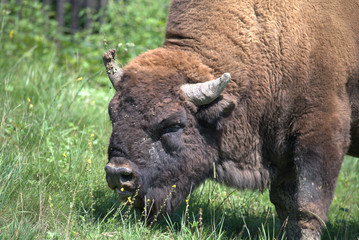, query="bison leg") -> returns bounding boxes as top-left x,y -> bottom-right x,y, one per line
270,168 -> 325,240
270,114 -> 349,239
